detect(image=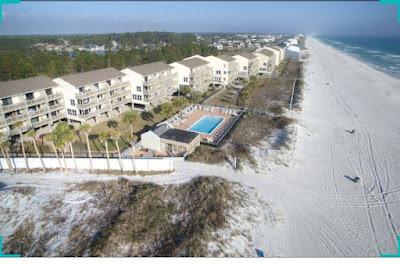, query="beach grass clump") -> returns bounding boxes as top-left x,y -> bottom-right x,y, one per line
186,145 -> 226,164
